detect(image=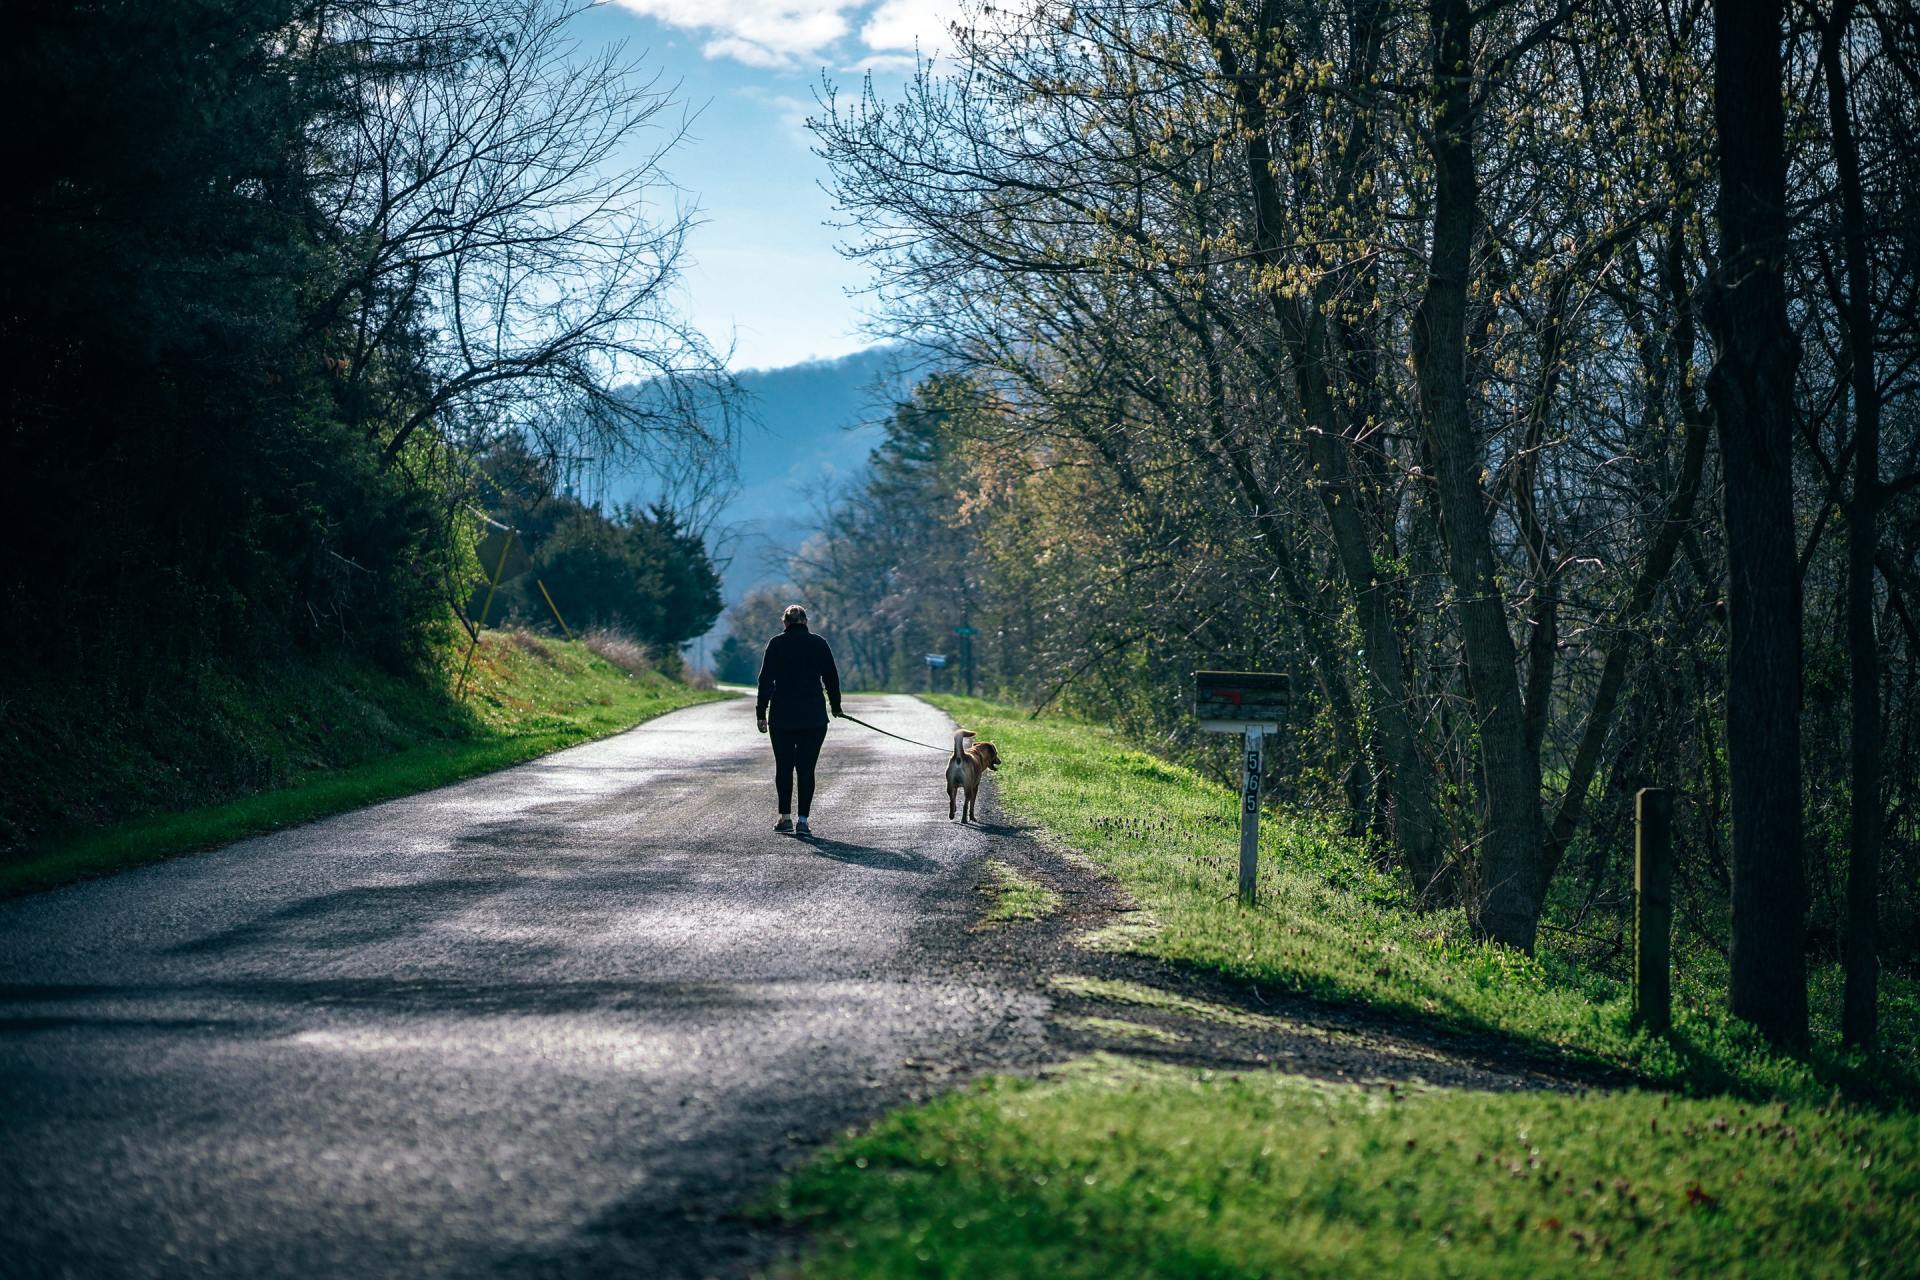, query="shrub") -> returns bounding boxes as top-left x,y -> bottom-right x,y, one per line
584,628 -> 653,674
